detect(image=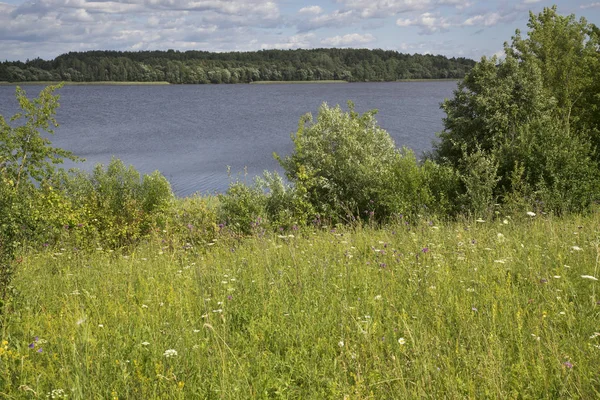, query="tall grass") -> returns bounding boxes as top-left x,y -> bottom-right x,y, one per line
1,212 -> 600,398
